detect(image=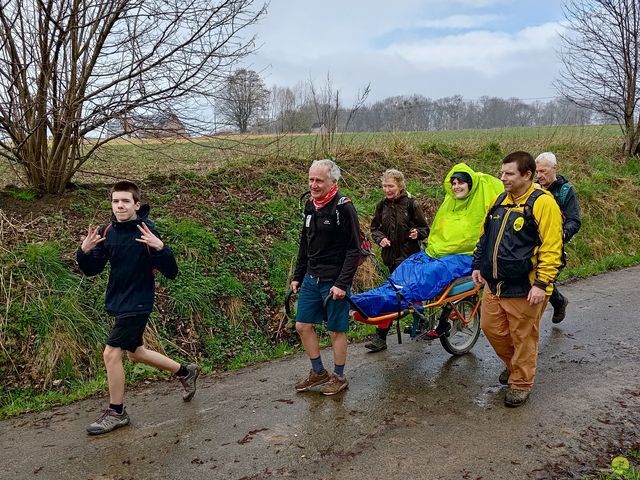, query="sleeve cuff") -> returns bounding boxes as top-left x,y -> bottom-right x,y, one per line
533,279 -> 549,290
